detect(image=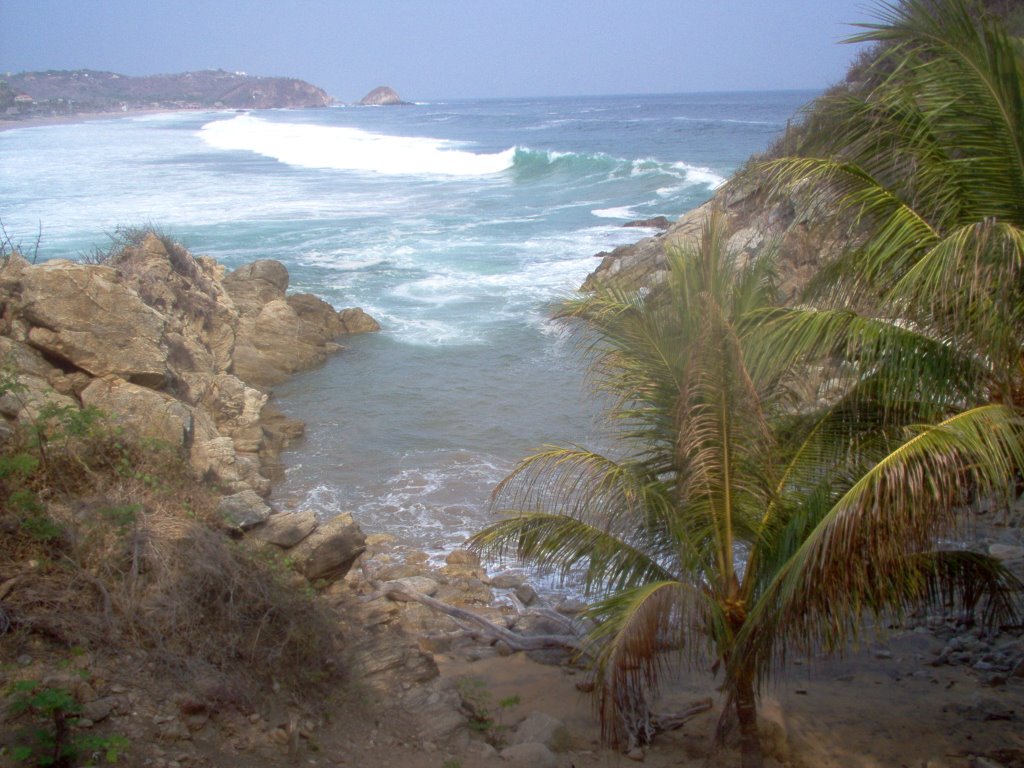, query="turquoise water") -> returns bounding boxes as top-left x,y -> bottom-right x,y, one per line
0,91 -> 814,554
